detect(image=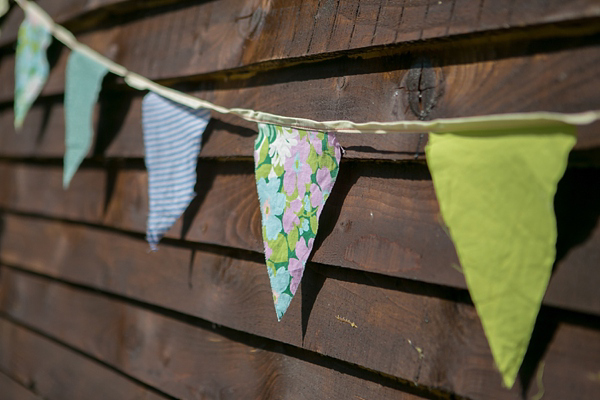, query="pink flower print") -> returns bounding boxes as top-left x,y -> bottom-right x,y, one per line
295,237 -> 314,263
310,183 -> 323,208
264,241 -> 273,260
327,133 -> 341,160
254,148 -> 261,168
308,131 -> 323,155
283,139 -> 312,198
316,168 -> 333,195
288,258 -> 304,295
282,199 -> 303,233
